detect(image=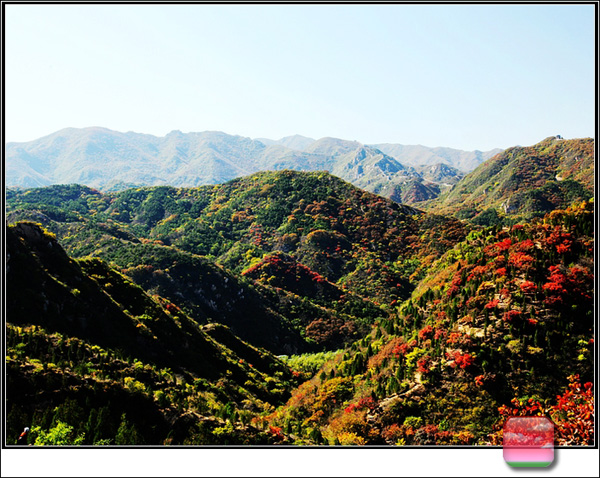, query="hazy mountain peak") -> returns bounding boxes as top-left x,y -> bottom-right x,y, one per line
305,137 -> 362,156
255,134 -> 316,151
275,134 -> 316,151
371,143 -> 502,172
